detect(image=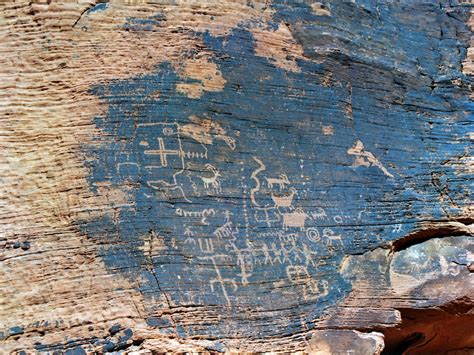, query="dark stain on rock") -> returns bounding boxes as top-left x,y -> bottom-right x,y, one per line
82,0 -> 473,340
